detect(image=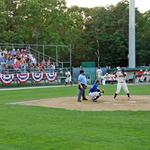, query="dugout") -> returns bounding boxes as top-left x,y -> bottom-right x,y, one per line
108,67 -> 150,83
